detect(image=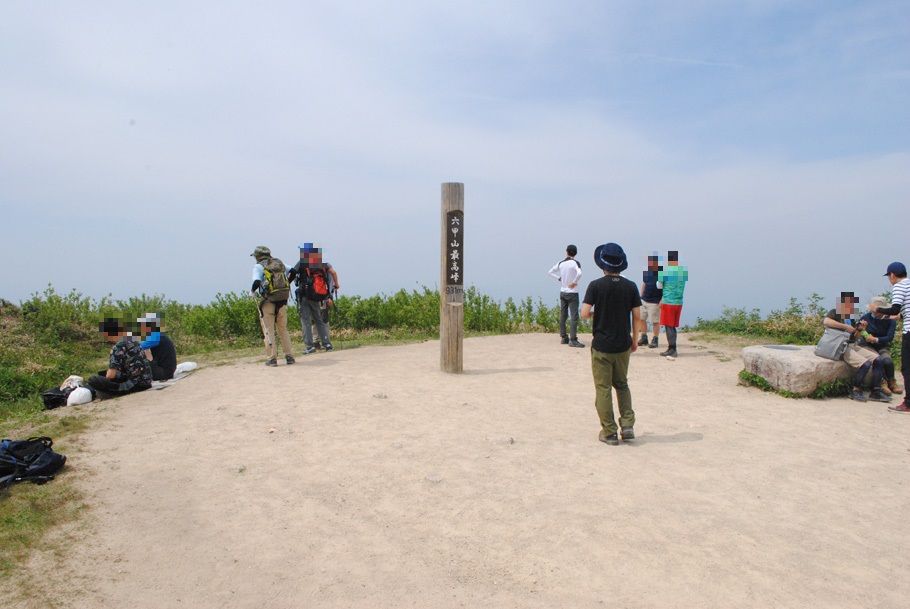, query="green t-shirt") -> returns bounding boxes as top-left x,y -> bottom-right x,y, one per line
657,265 -> 688,305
